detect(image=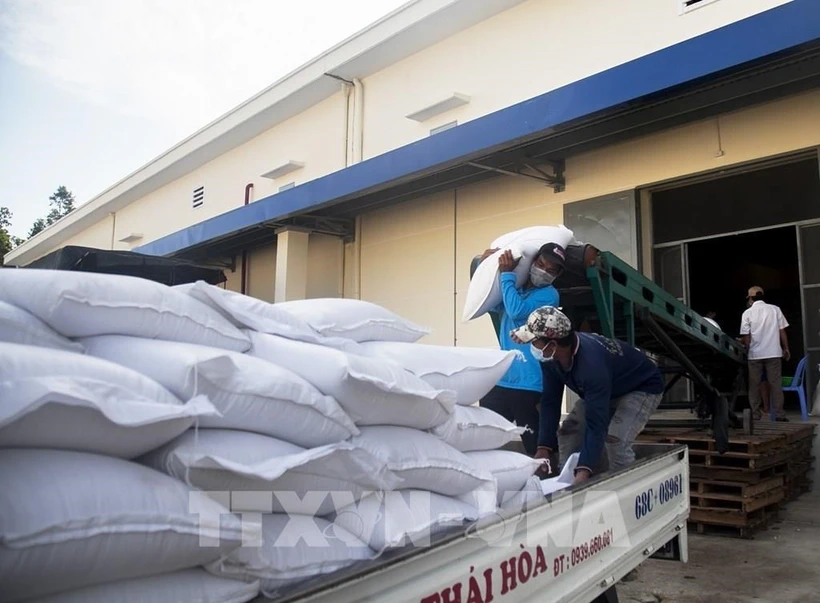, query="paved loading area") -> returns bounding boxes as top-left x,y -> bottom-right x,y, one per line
621,415 -> 820,603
